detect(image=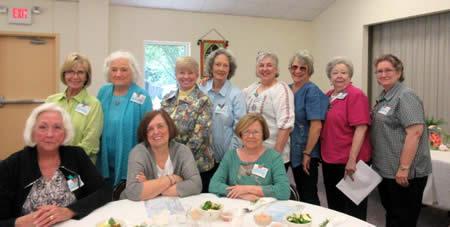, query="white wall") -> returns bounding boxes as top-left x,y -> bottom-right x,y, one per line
2,0 -> 449,94
0,2 -> 312,94
0,0 -> 78,82
108,6 -> 312,90
312,0 -> 450,92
